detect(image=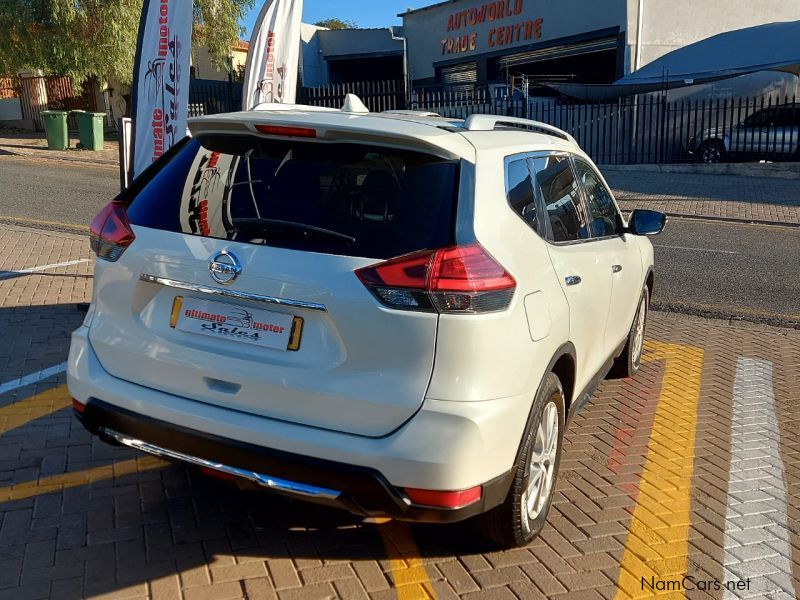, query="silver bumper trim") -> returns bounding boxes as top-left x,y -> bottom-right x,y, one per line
139,274 -> 328,312
100,427 -> 341,501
